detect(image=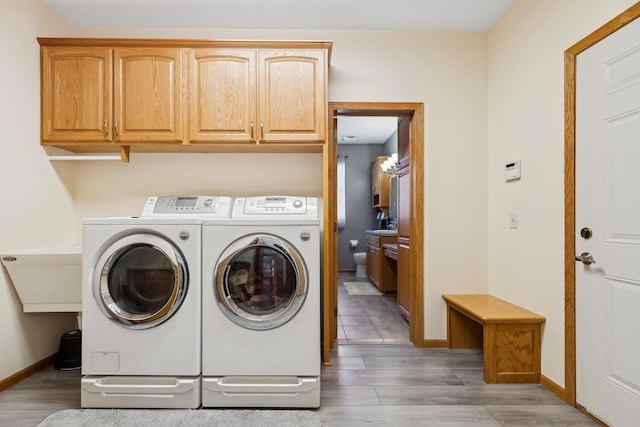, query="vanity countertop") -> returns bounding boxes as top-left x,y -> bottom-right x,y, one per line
365,229 -> 398,236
